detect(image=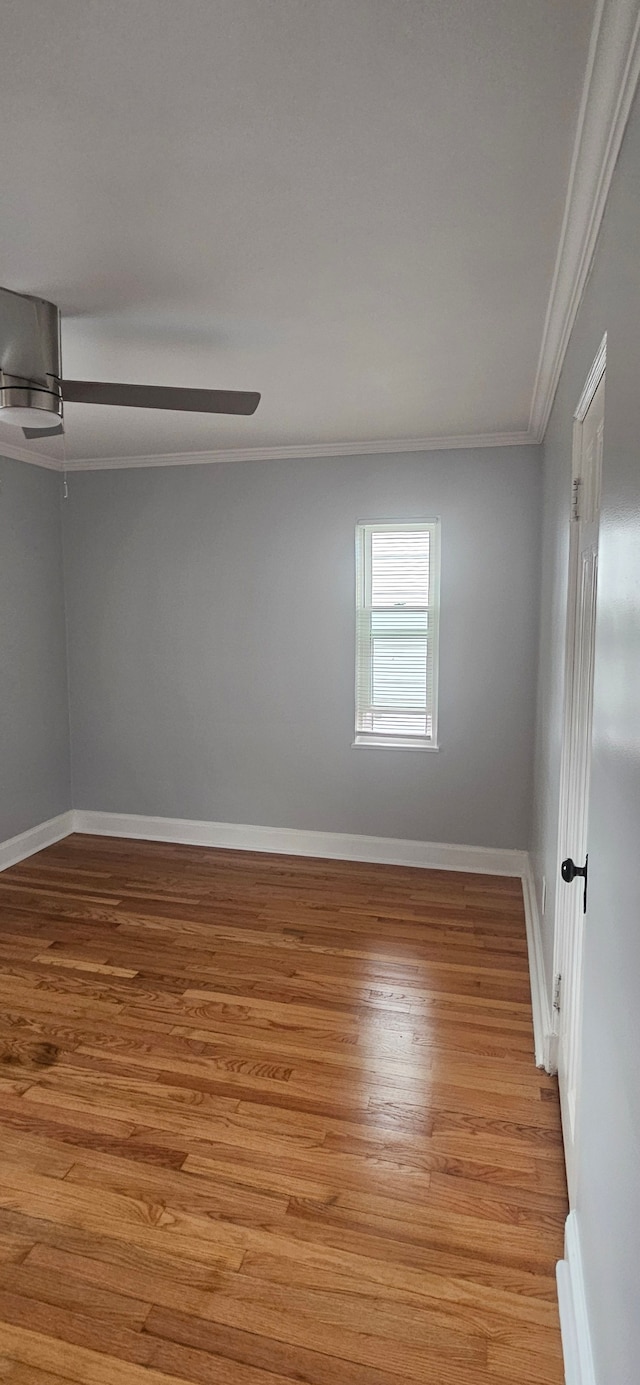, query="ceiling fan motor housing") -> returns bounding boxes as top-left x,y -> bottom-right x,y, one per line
0,287 -> 63,427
